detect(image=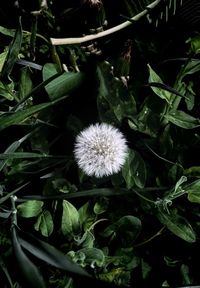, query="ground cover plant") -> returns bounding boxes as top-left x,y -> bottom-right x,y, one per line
1,0 -> 200,287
